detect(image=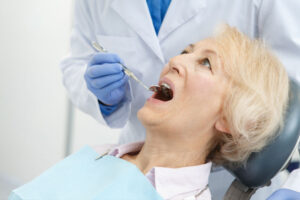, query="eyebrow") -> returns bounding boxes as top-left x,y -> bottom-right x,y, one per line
181,44 -> 218,59
188,44 -> 194,50
203,49 -> 217,56
181,44 -> 194,54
